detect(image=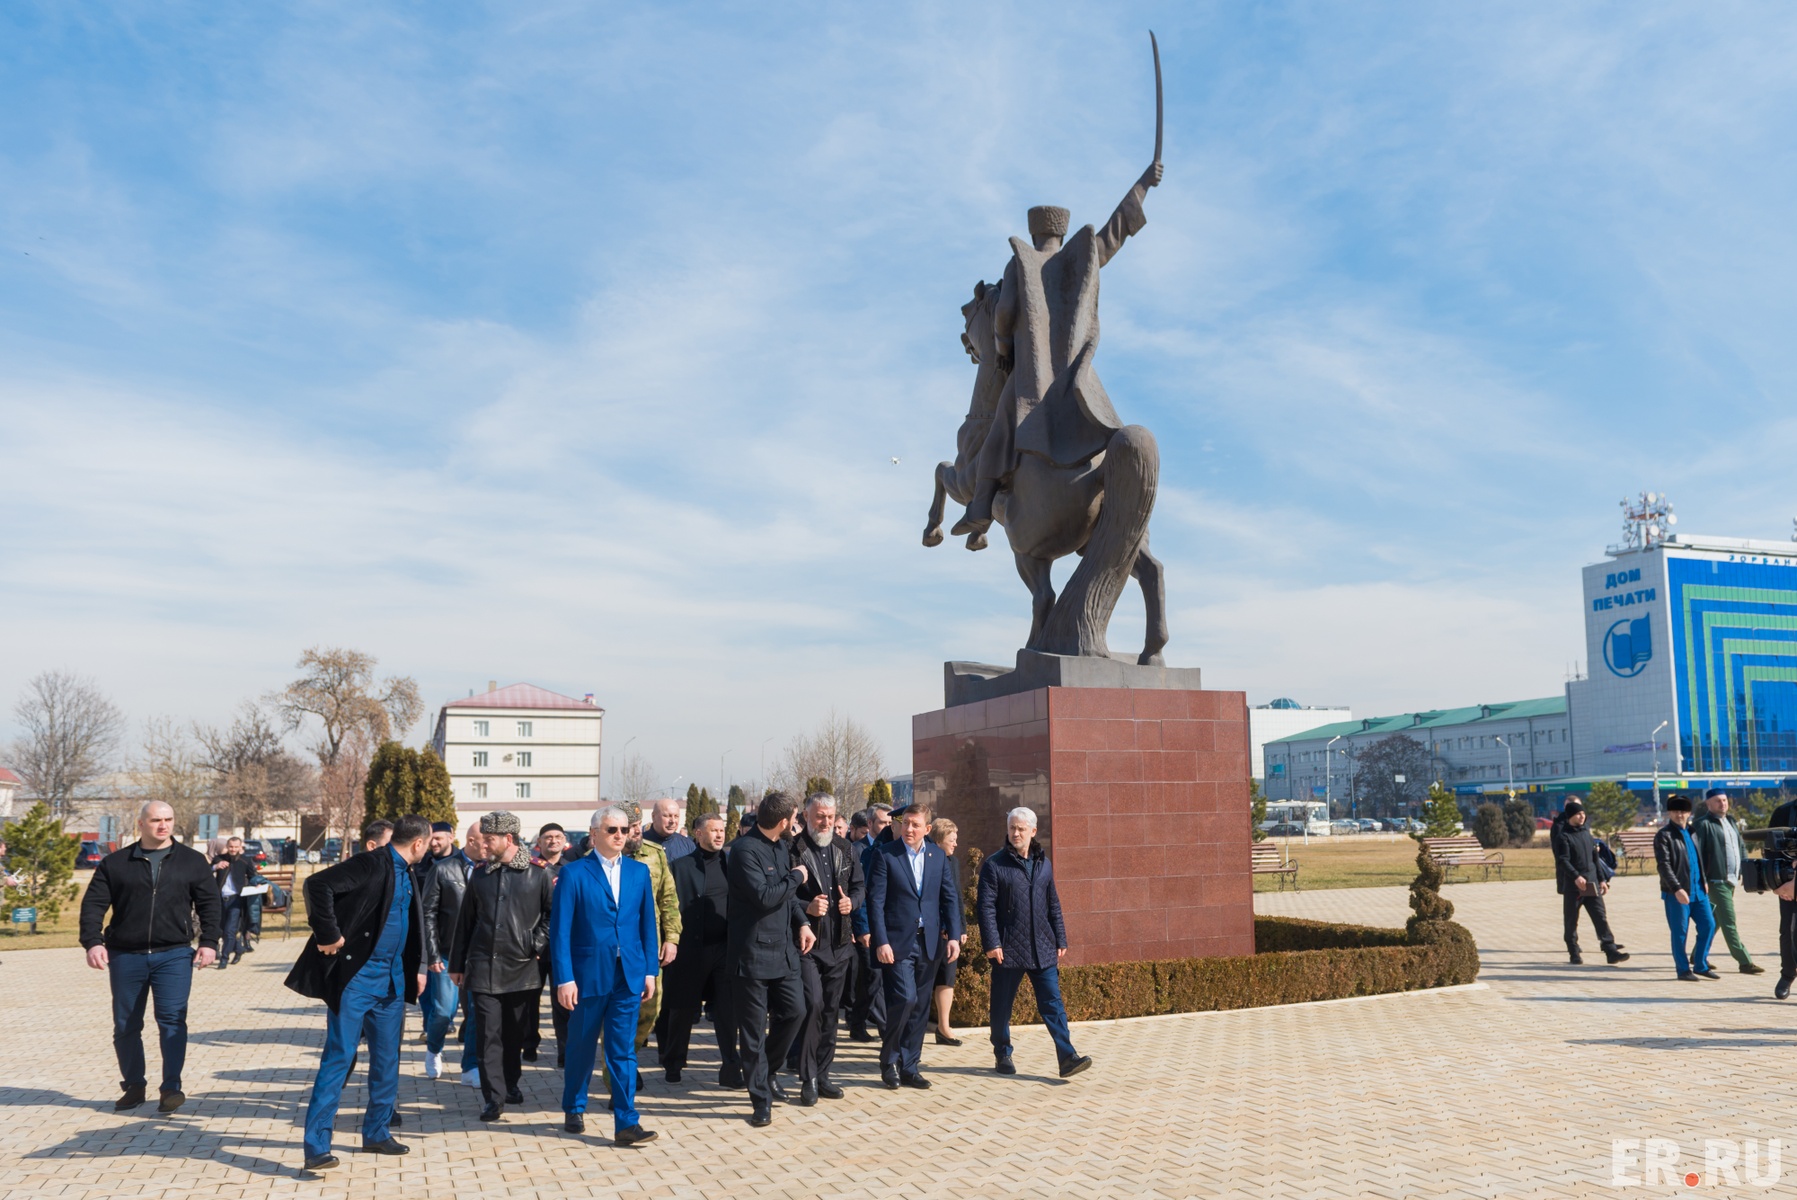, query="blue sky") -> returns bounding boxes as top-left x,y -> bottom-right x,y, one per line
5,3 -> 1797,793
